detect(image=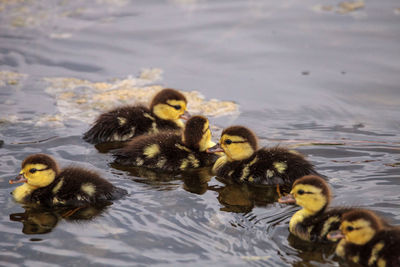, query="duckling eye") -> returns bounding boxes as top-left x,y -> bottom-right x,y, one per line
29,168 -> 37,174
346,226 -> 354,232
173,105 -> 181,110
297,189 -> 305,195
225,139 -> 233,145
